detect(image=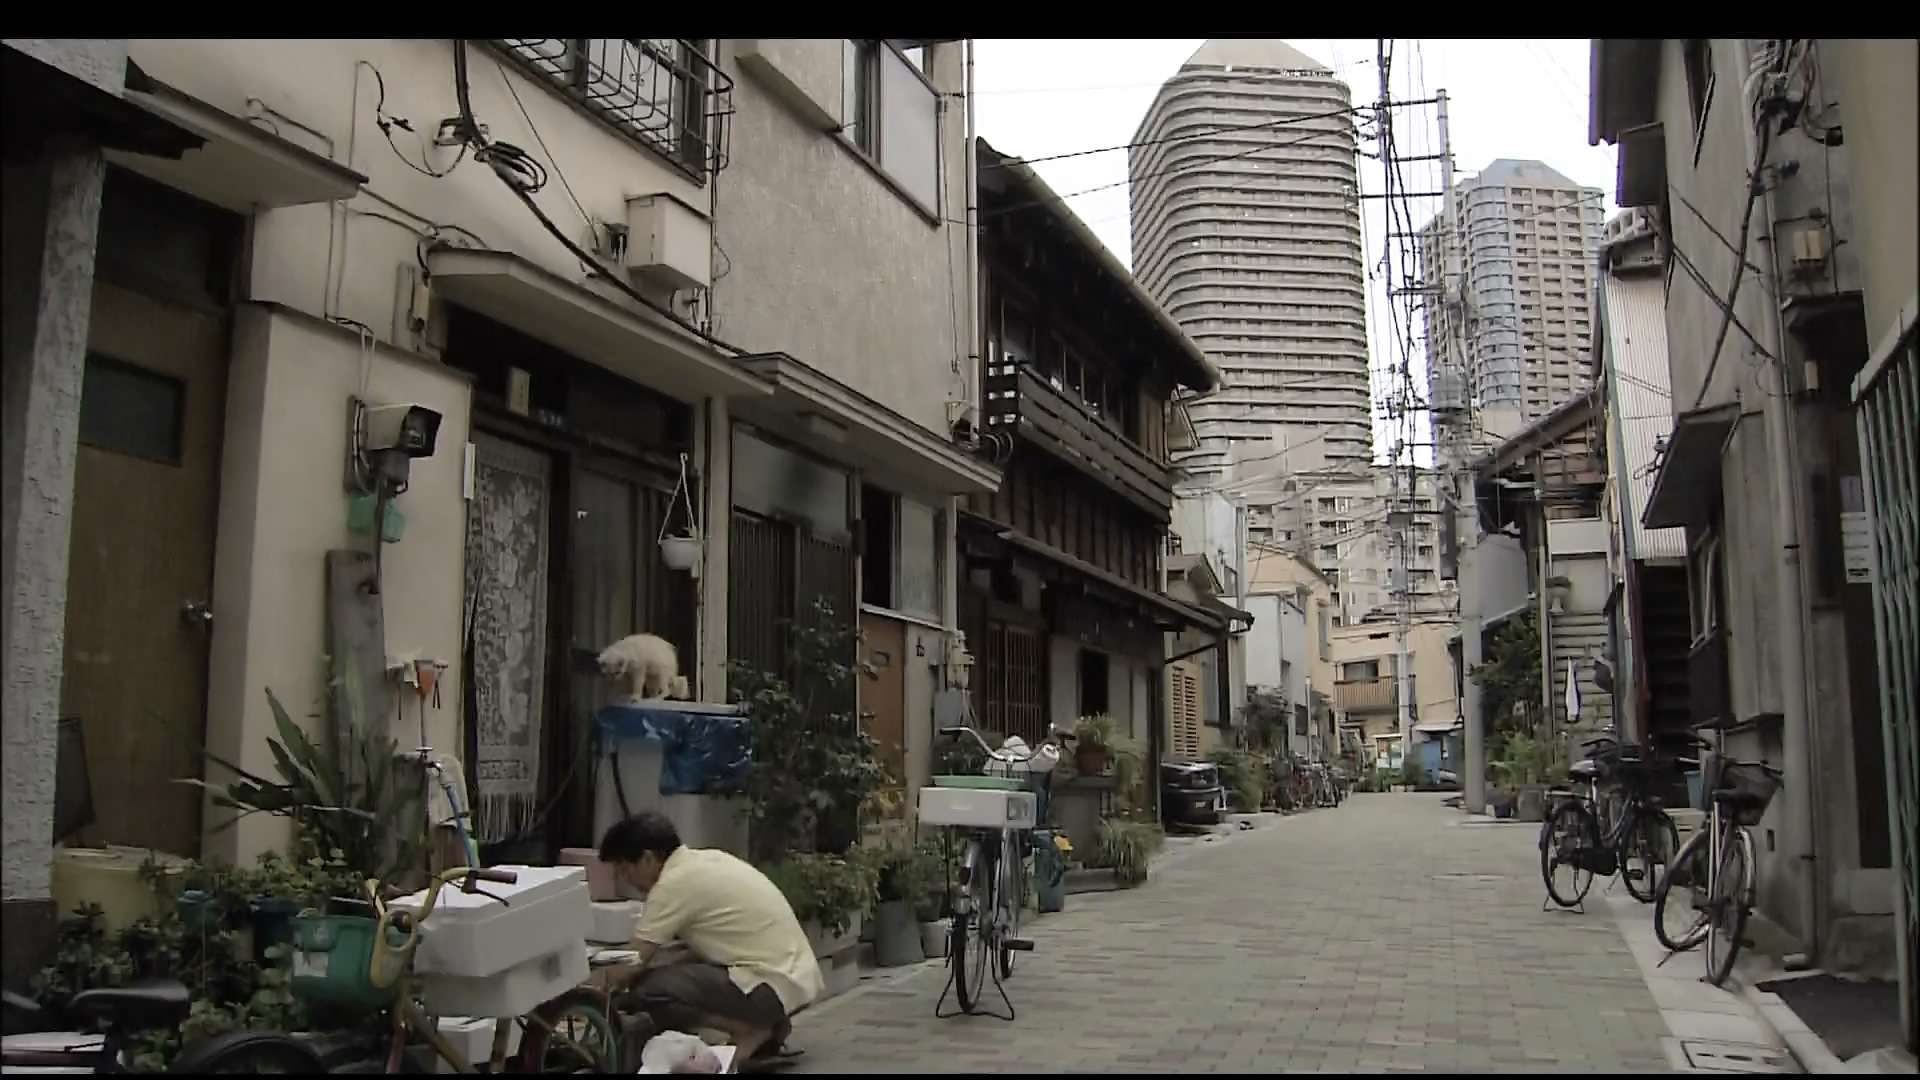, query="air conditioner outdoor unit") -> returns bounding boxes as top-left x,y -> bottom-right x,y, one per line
623,192 -> 712,293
